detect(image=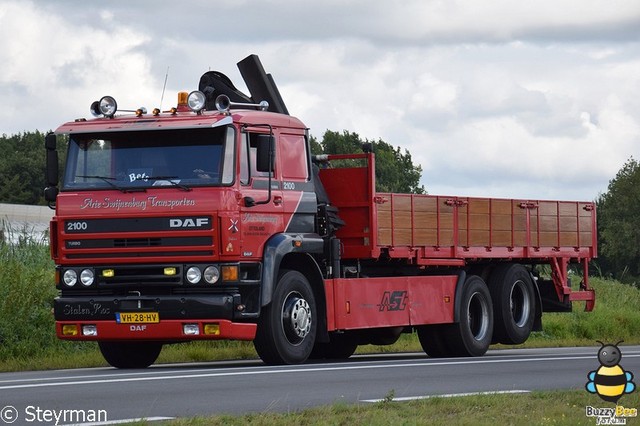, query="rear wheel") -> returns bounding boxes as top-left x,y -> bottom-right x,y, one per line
98,341 -> 162,369
254,269 -> 317,365
446,275 -> 493,357
489,264 -> 535,344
